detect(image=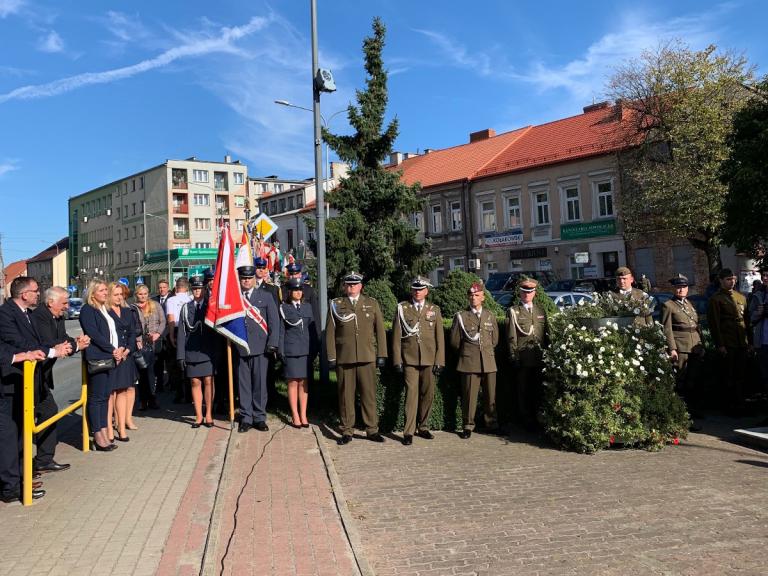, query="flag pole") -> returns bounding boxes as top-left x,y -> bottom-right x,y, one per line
227,341 -> 235,424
